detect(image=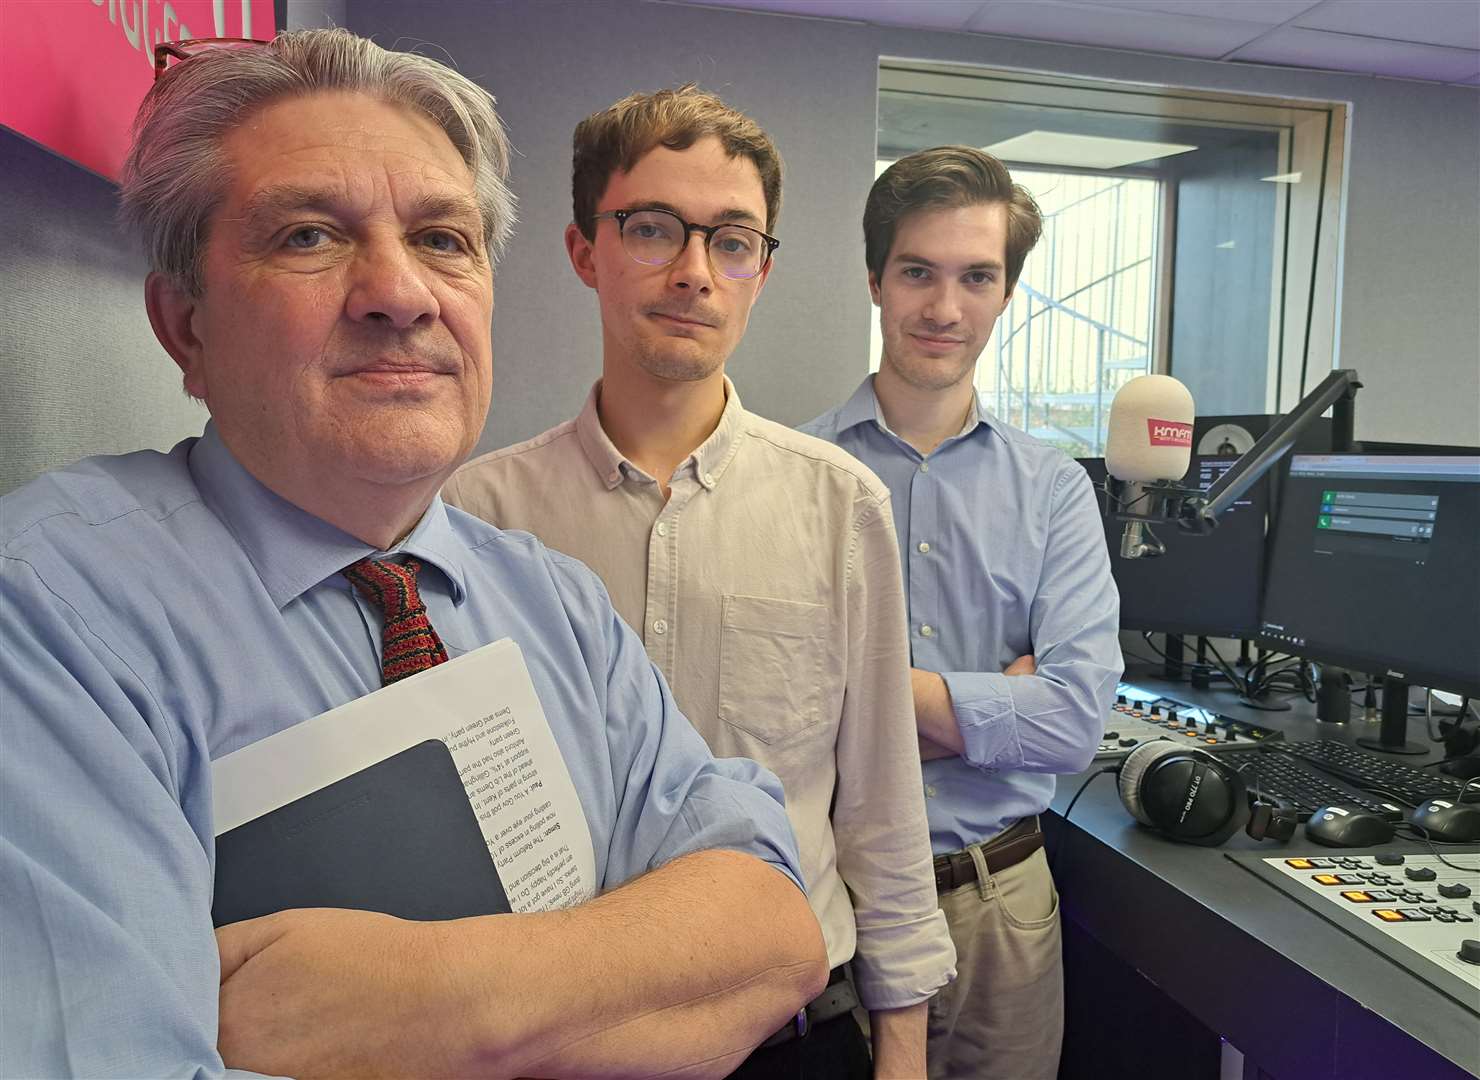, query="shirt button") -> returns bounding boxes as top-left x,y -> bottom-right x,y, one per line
918,462 -> 930,474
925,785 -> 937,799
655,522 -> 668,537
703,472 -> 715,486
653,619 -> 668,635
920,624 -> 935,638
917,541 -> 931,554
